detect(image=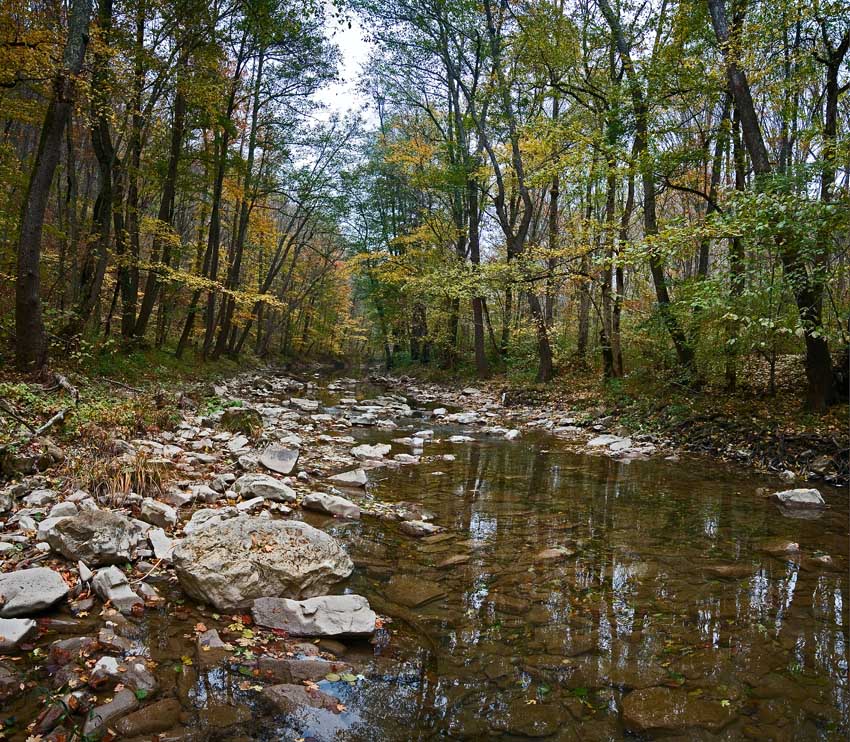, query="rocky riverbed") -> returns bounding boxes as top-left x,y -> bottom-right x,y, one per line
0,370 -> 846,740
